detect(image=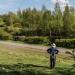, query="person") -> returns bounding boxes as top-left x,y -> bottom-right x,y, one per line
47,43 -> 59,69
